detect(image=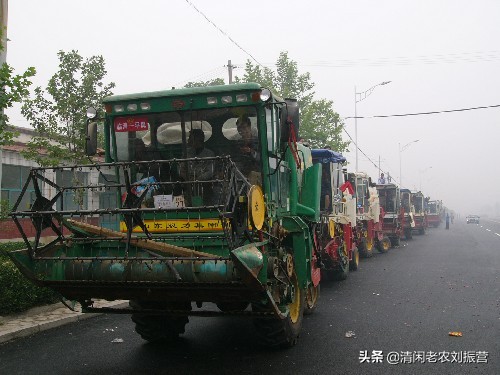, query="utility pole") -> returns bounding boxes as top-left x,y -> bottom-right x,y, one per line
0,0 -> 8,192
226,59 -> 236,84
